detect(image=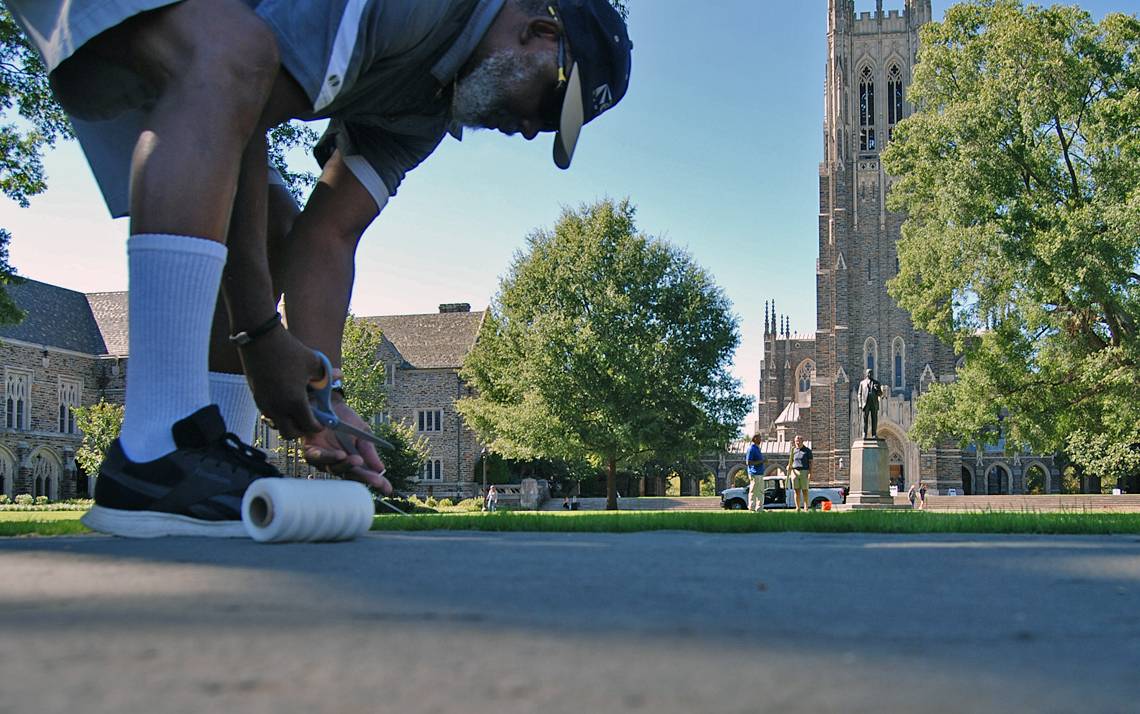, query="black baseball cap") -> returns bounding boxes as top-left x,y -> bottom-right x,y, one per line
551,0 -> 633,169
